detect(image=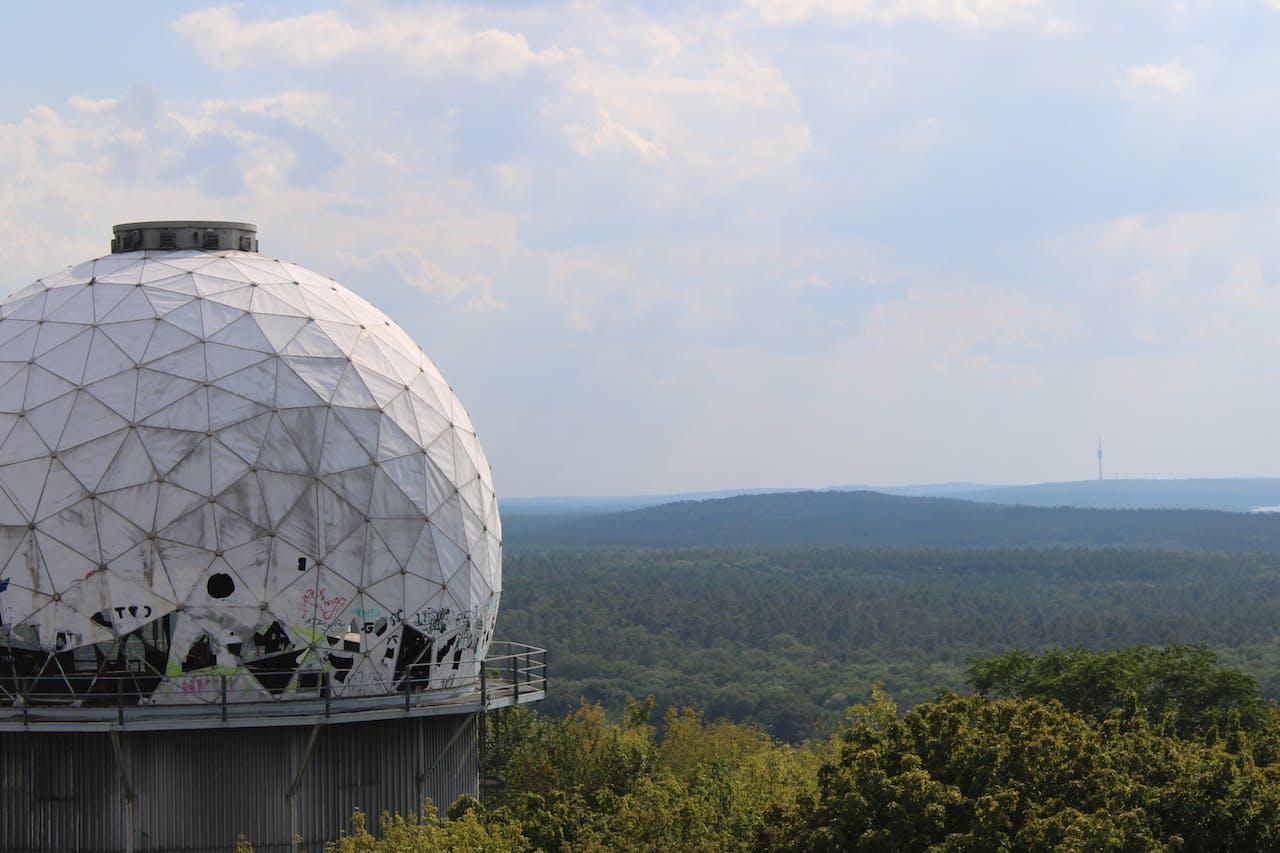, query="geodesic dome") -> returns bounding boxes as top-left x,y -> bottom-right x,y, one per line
0,223 -> 500,704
